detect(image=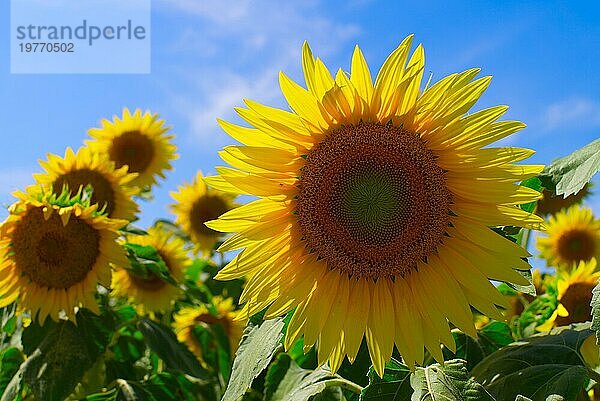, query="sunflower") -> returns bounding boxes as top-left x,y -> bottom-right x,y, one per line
0,187 -> 128,323
87,108 -> 177,189
173,297 -> 245,364
170,172 -> 236,256
536,184 -> 590,216
111,227 -> 190,314
34,147 -> 139,221
537,205 -> 600,269
537,258 -> 599,331
204,36 -> 545,376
